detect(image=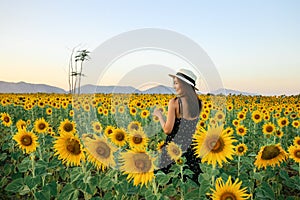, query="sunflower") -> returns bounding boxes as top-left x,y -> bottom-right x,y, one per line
293,136 -> 300,146
237,111 -> 246,121
129,107 -> 137,116
58,119 -> 76,135
53,131 -> 85,166
275,129 -> 284,138
262,122 -> 275,135
193,125 -> 237,167
109,128 -> 127,147
215,111 -> 225,122
16,119 -> 27,131
69,110 -> 74,117
292,120 -> 300,128
119,149 -> 156,187
232,119 -> 240,127
97,106 -> 103,114
235,143 -> 248,156
254,144 -> 288,169
201,112 -> 209,121
288,145 -> 300,163
156,141 -> 165,153
251,110 -> 263,124
13,130 -> 39,154
118,106 -> 125,114
34,118 -> 49,133
82,134 -> 117,171
127,121 -> 143,132
104,125 -> 115,137
1,112 -> 12,127
127,129 -> 148,150
236,125 -> 247,137
211,176 -> 251,200
46,108 -> 52,115
92,121 -> 103,133
166,142 -> 182,161
277,117 -> 289,128
140,109 -> 150,119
